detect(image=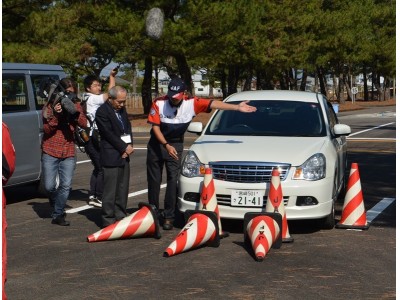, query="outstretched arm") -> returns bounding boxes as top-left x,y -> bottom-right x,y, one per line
210,100 -> 257,113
